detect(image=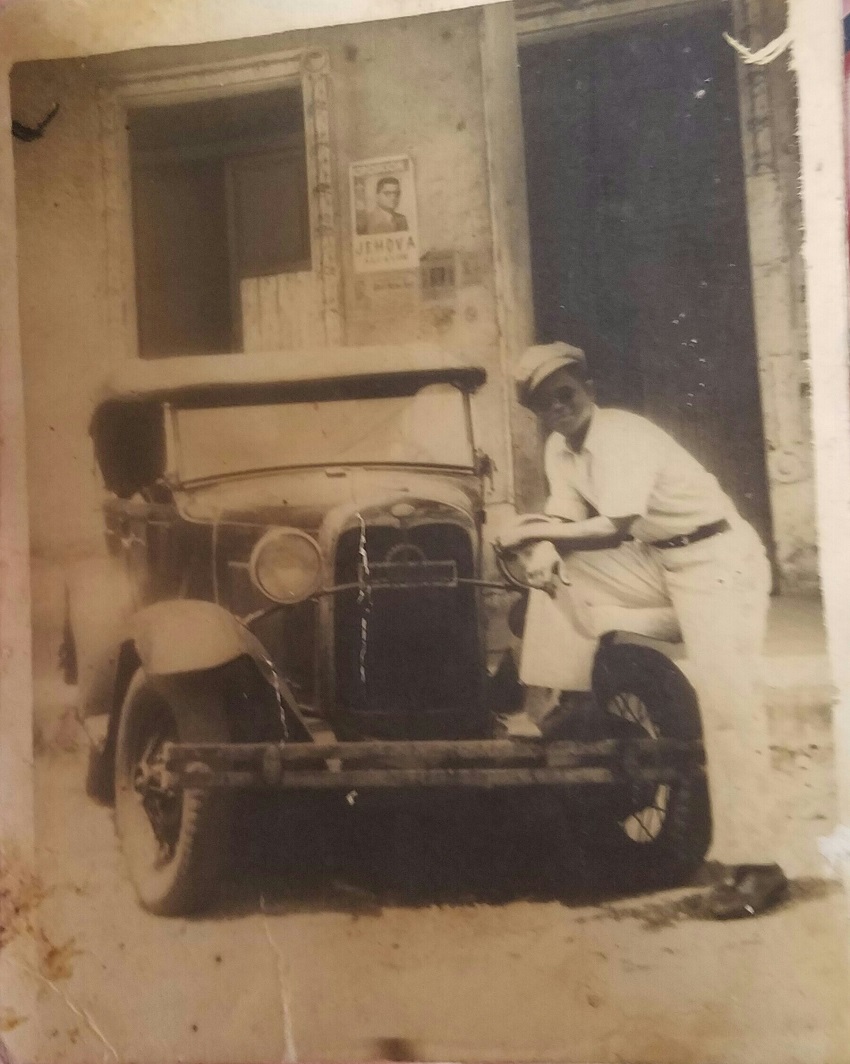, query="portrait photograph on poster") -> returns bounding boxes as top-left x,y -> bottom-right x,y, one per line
351,155 -> 421,248
0,1 -> 849,1063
